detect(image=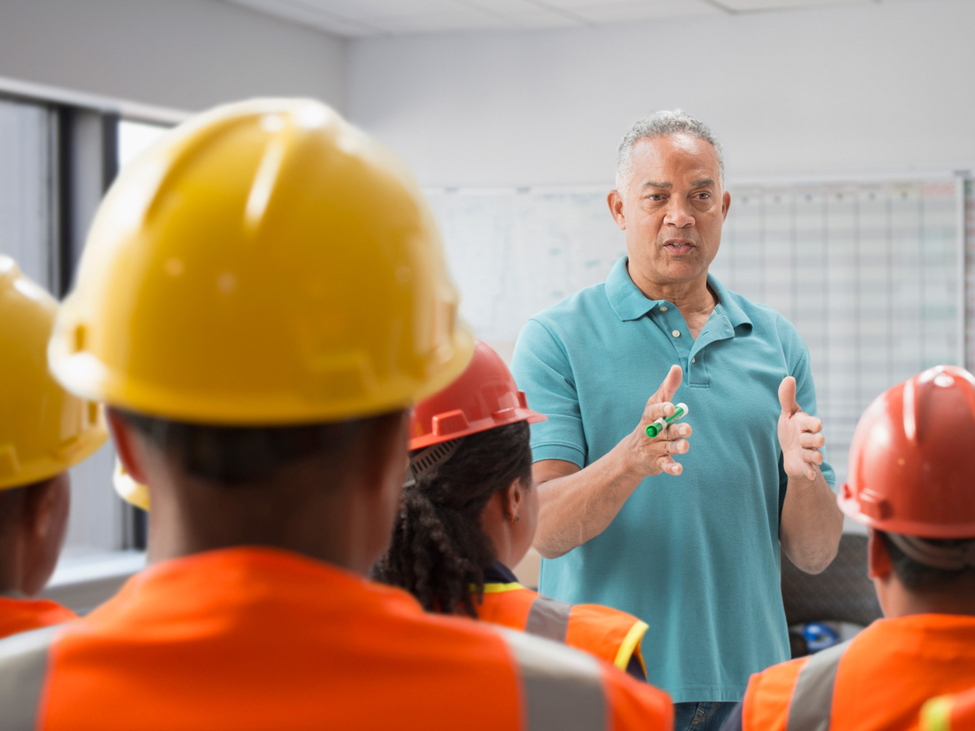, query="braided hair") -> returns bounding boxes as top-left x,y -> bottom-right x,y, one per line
371,420 -> 532,618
